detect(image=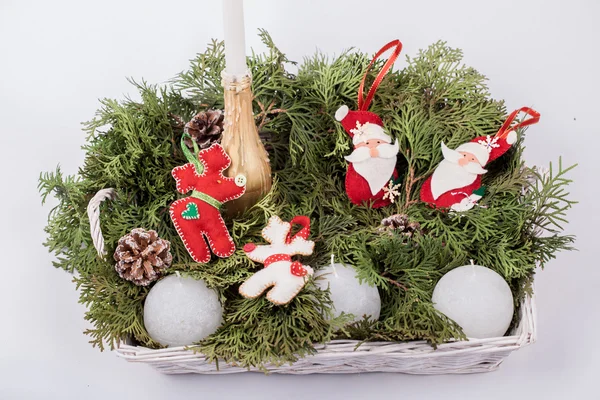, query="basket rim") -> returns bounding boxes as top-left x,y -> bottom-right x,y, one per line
114,290 -> 536,368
